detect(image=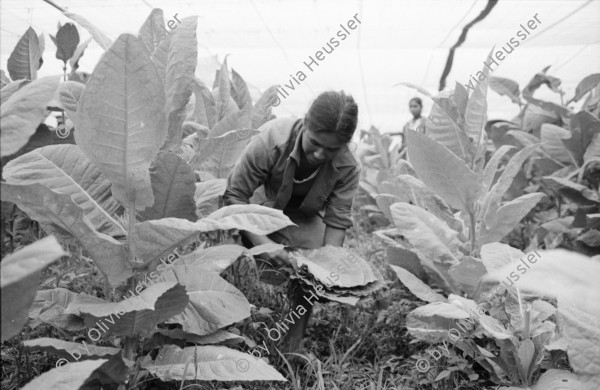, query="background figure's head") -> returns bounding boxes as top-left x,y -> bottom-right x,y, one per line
409,97 -> 423,118
302,91 -> 358,165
